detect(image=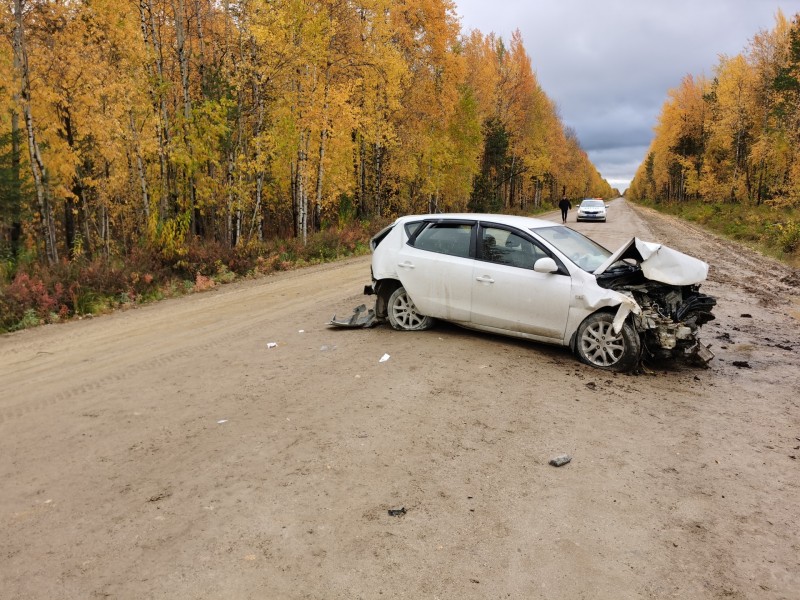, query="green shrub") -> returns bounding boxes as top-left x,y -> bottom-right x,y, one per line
633,199 -> 799,262
0,221 -> 378,332
13,308 -> 41,331
774,220 -> 800,253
